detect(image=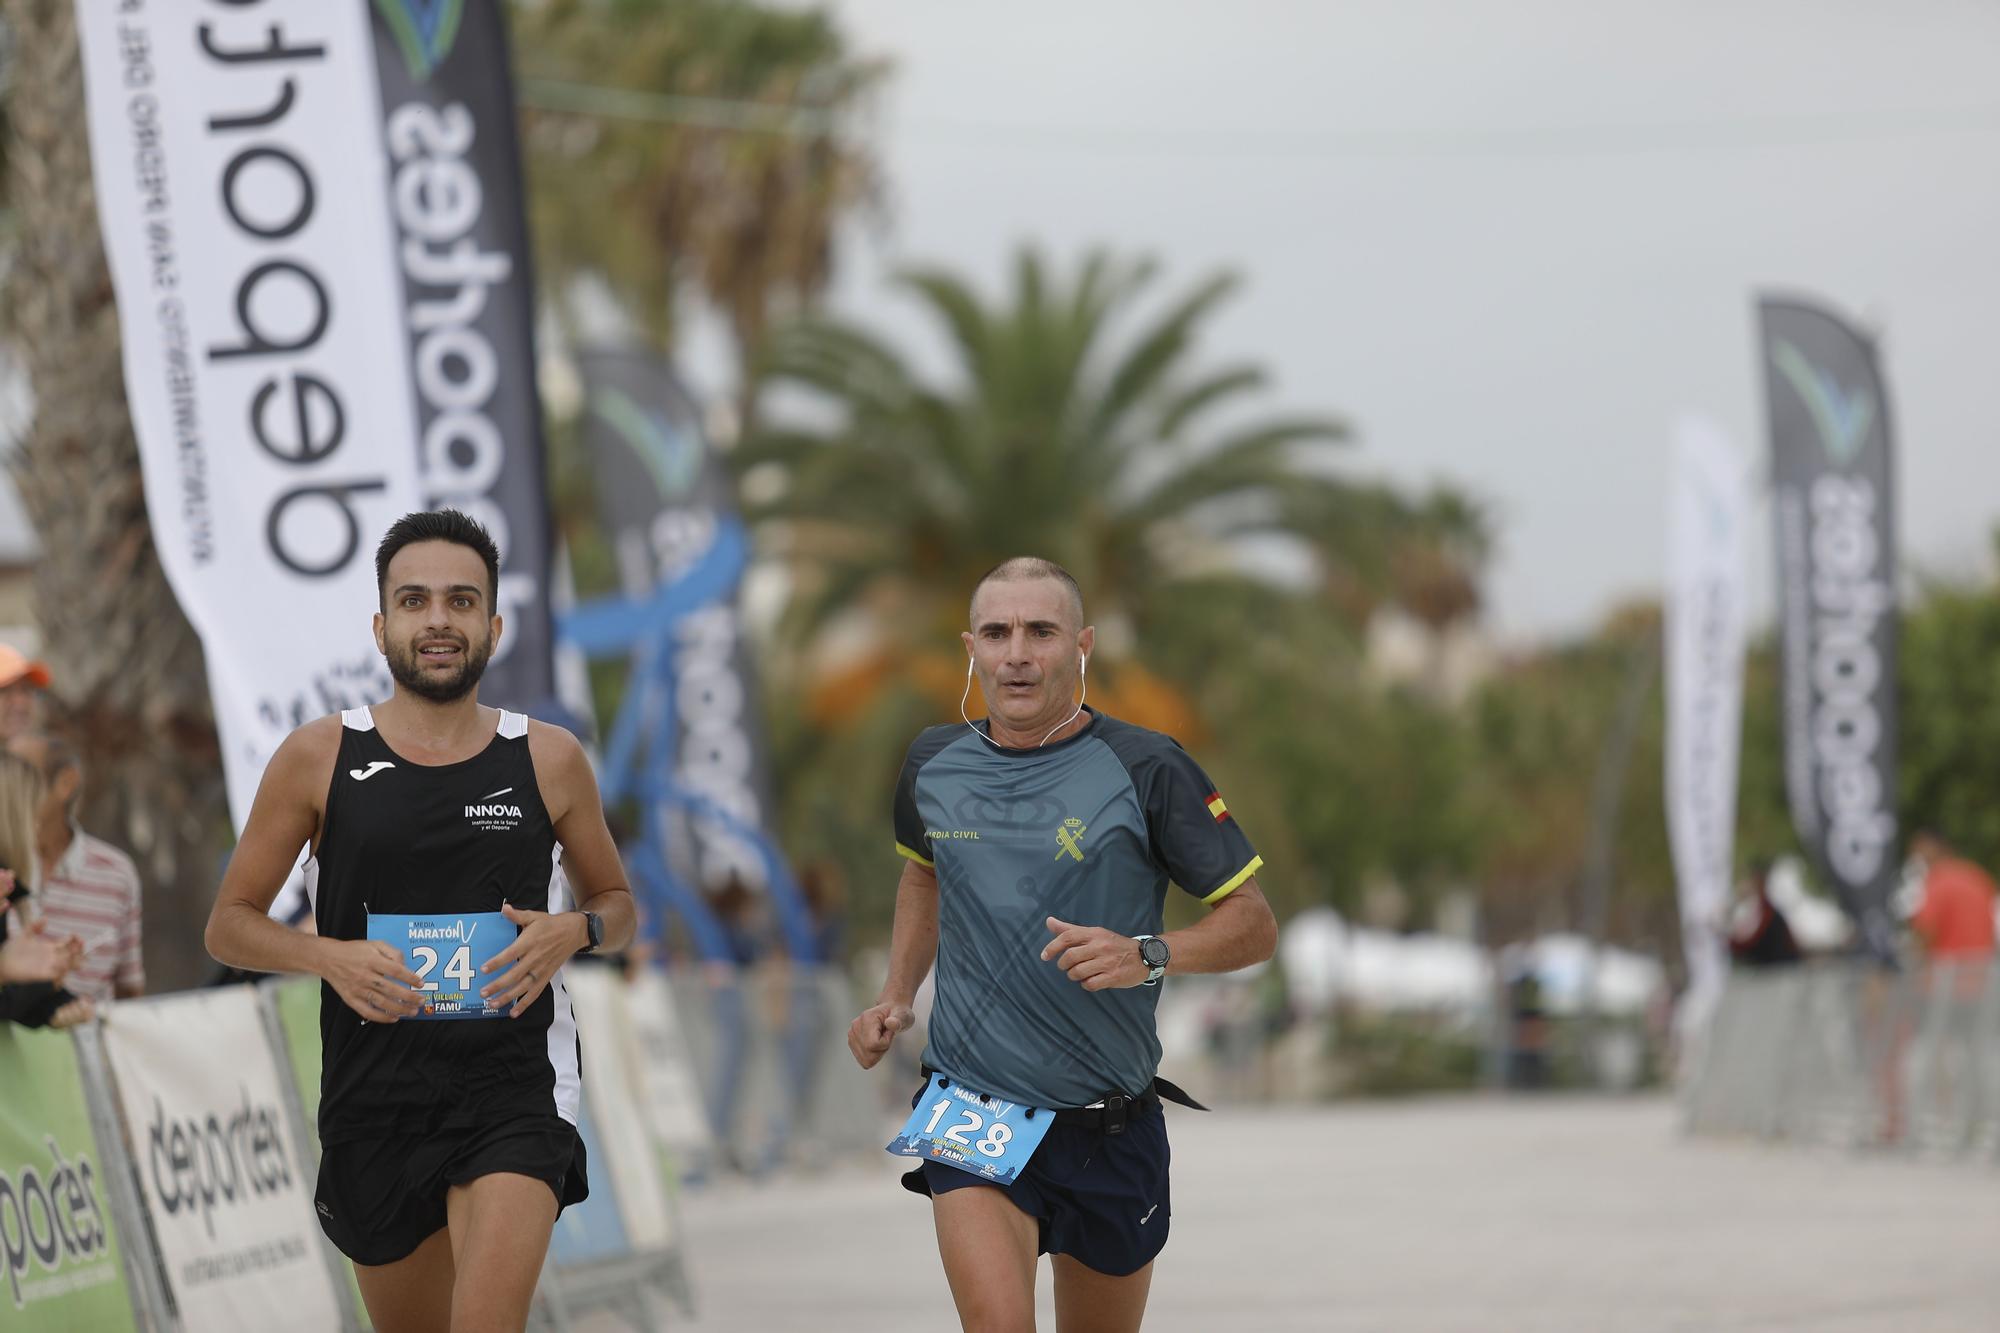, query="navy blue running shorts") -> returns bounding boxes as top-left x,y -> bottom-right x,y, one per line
314,1112 -> 588,1266
901,1087 -> 1172,1277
